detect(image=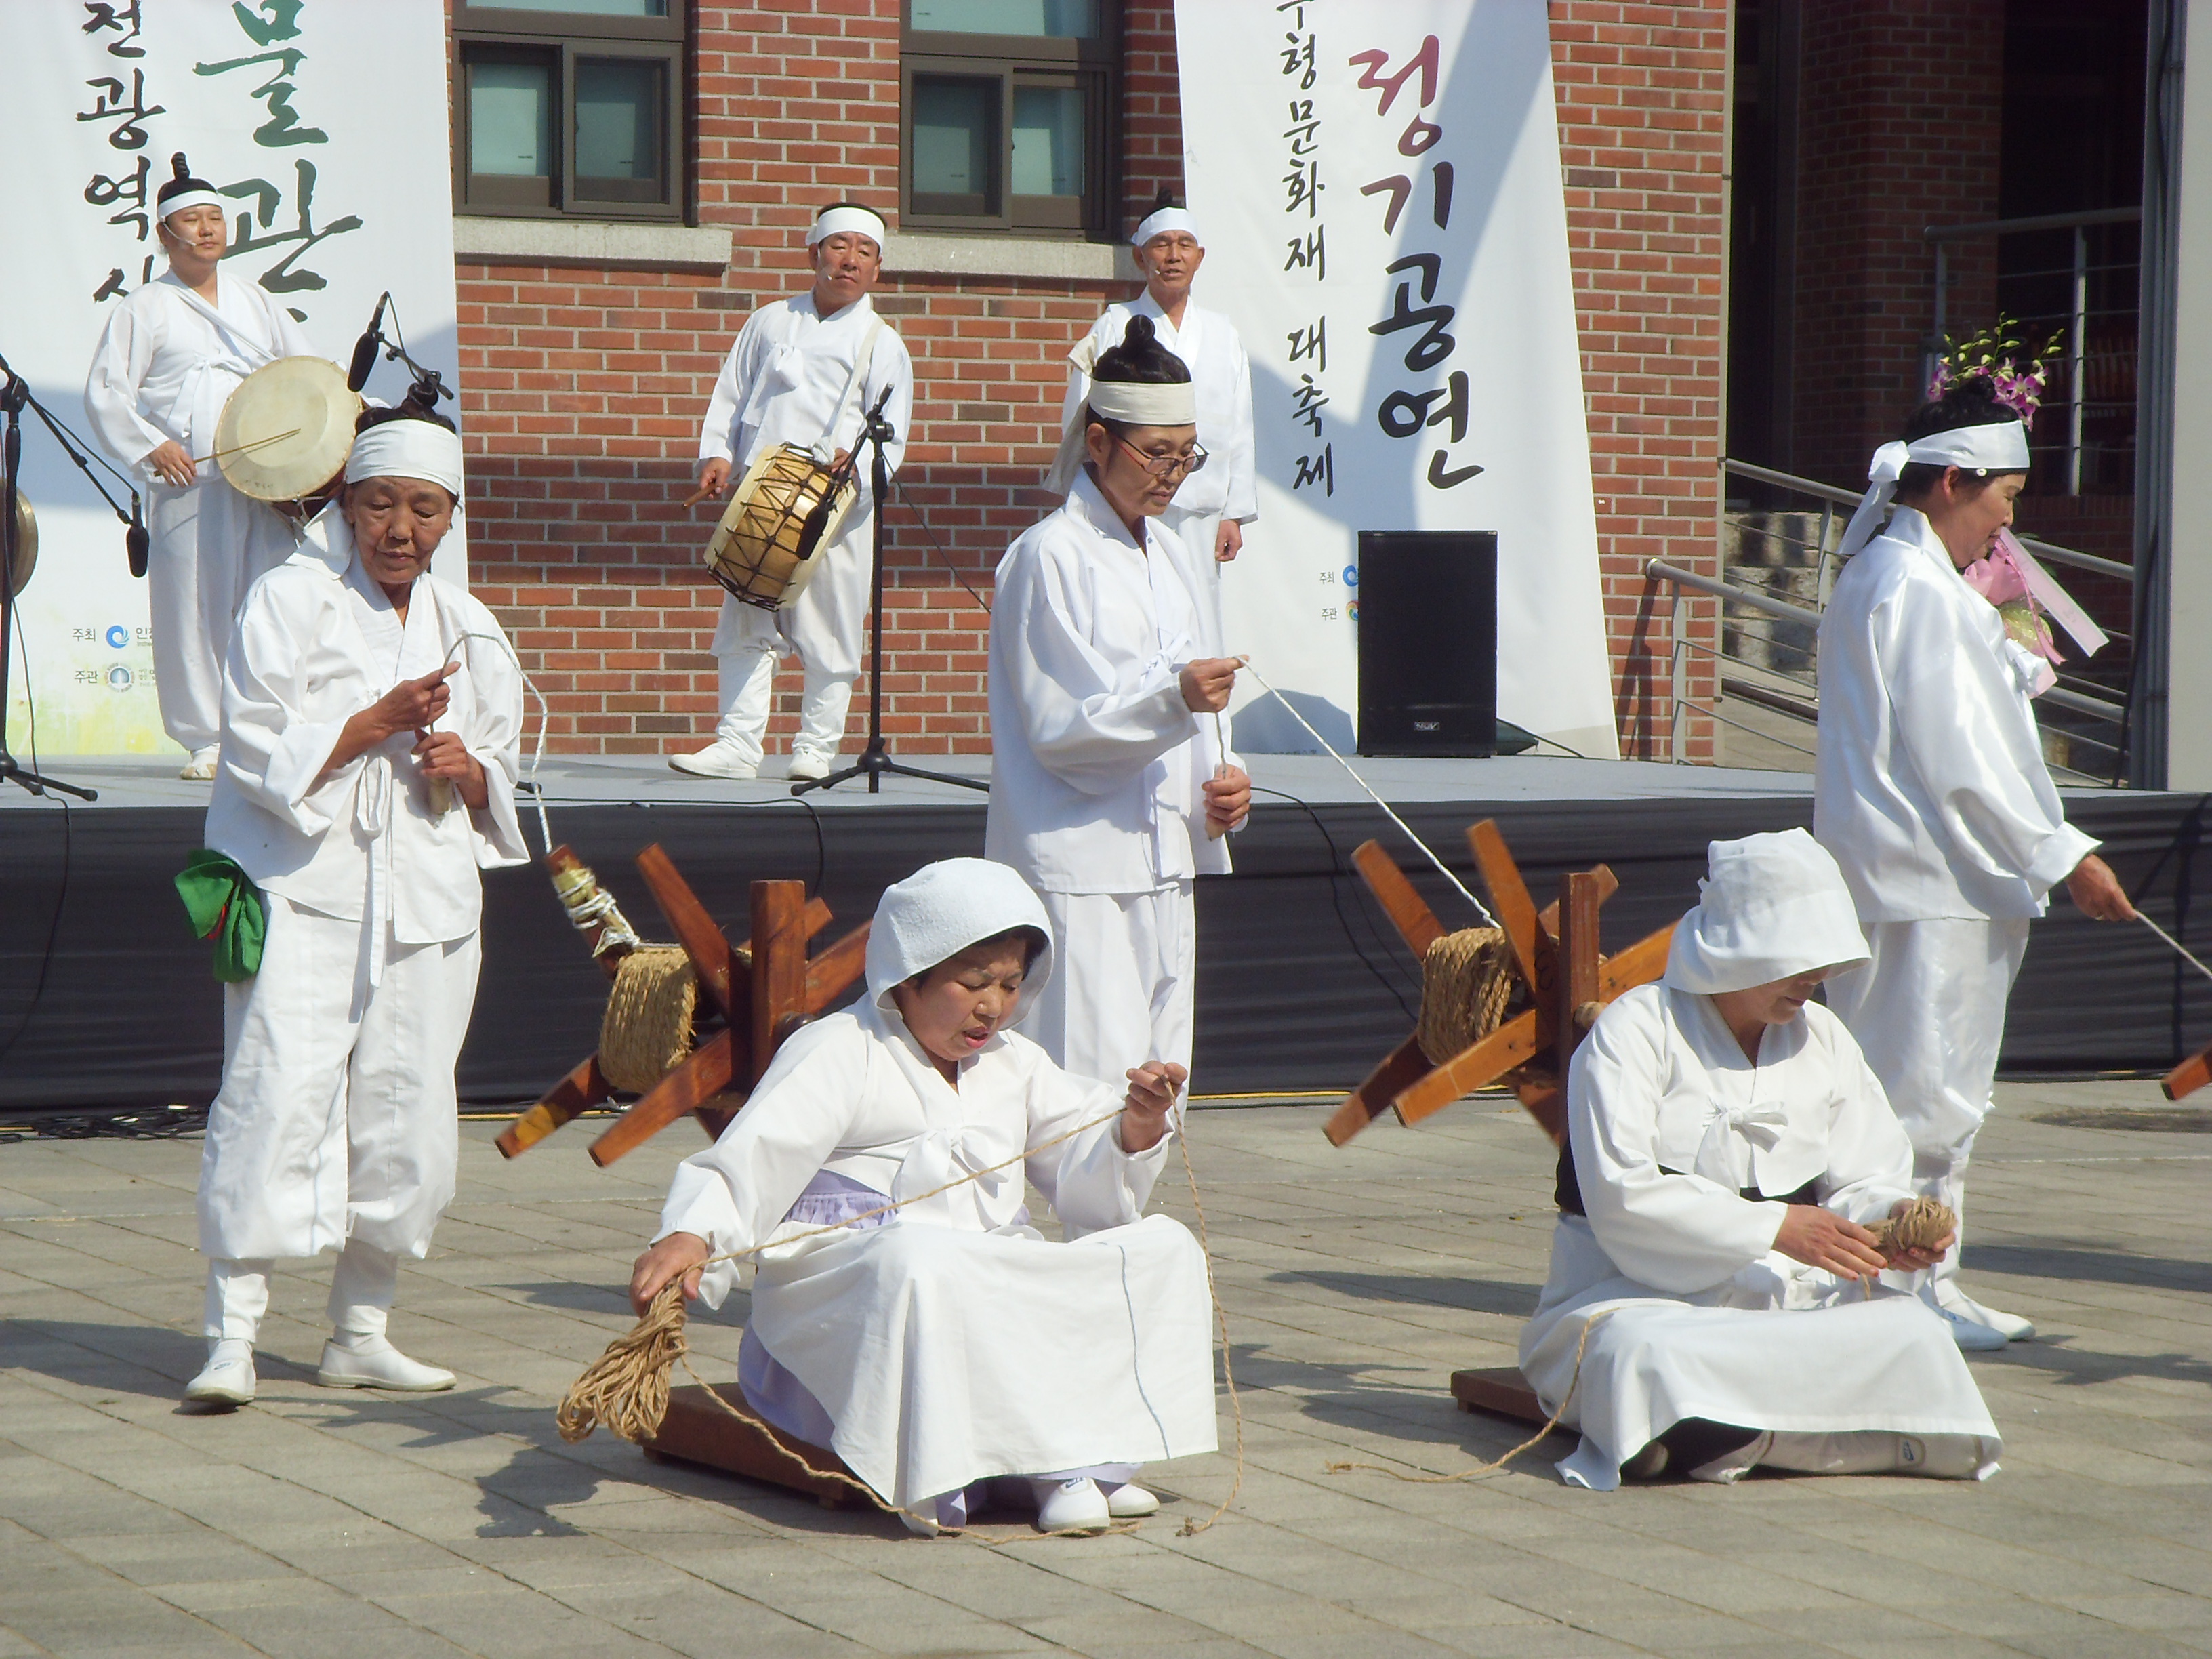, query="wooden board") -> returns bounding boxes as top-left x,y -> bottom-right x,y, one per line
1448,1366 -> 1553,1429
642,1384 -> 878,1511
